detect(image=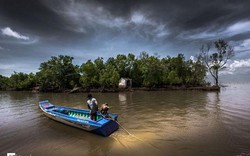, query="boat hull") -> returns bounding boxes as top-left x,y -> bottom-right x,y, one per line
39,100 -> 119,136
